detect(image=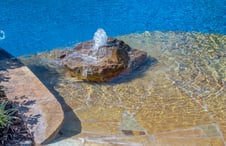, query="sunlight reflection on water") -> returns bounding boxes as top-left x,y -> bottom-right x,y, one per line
0,30 -> 5,40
